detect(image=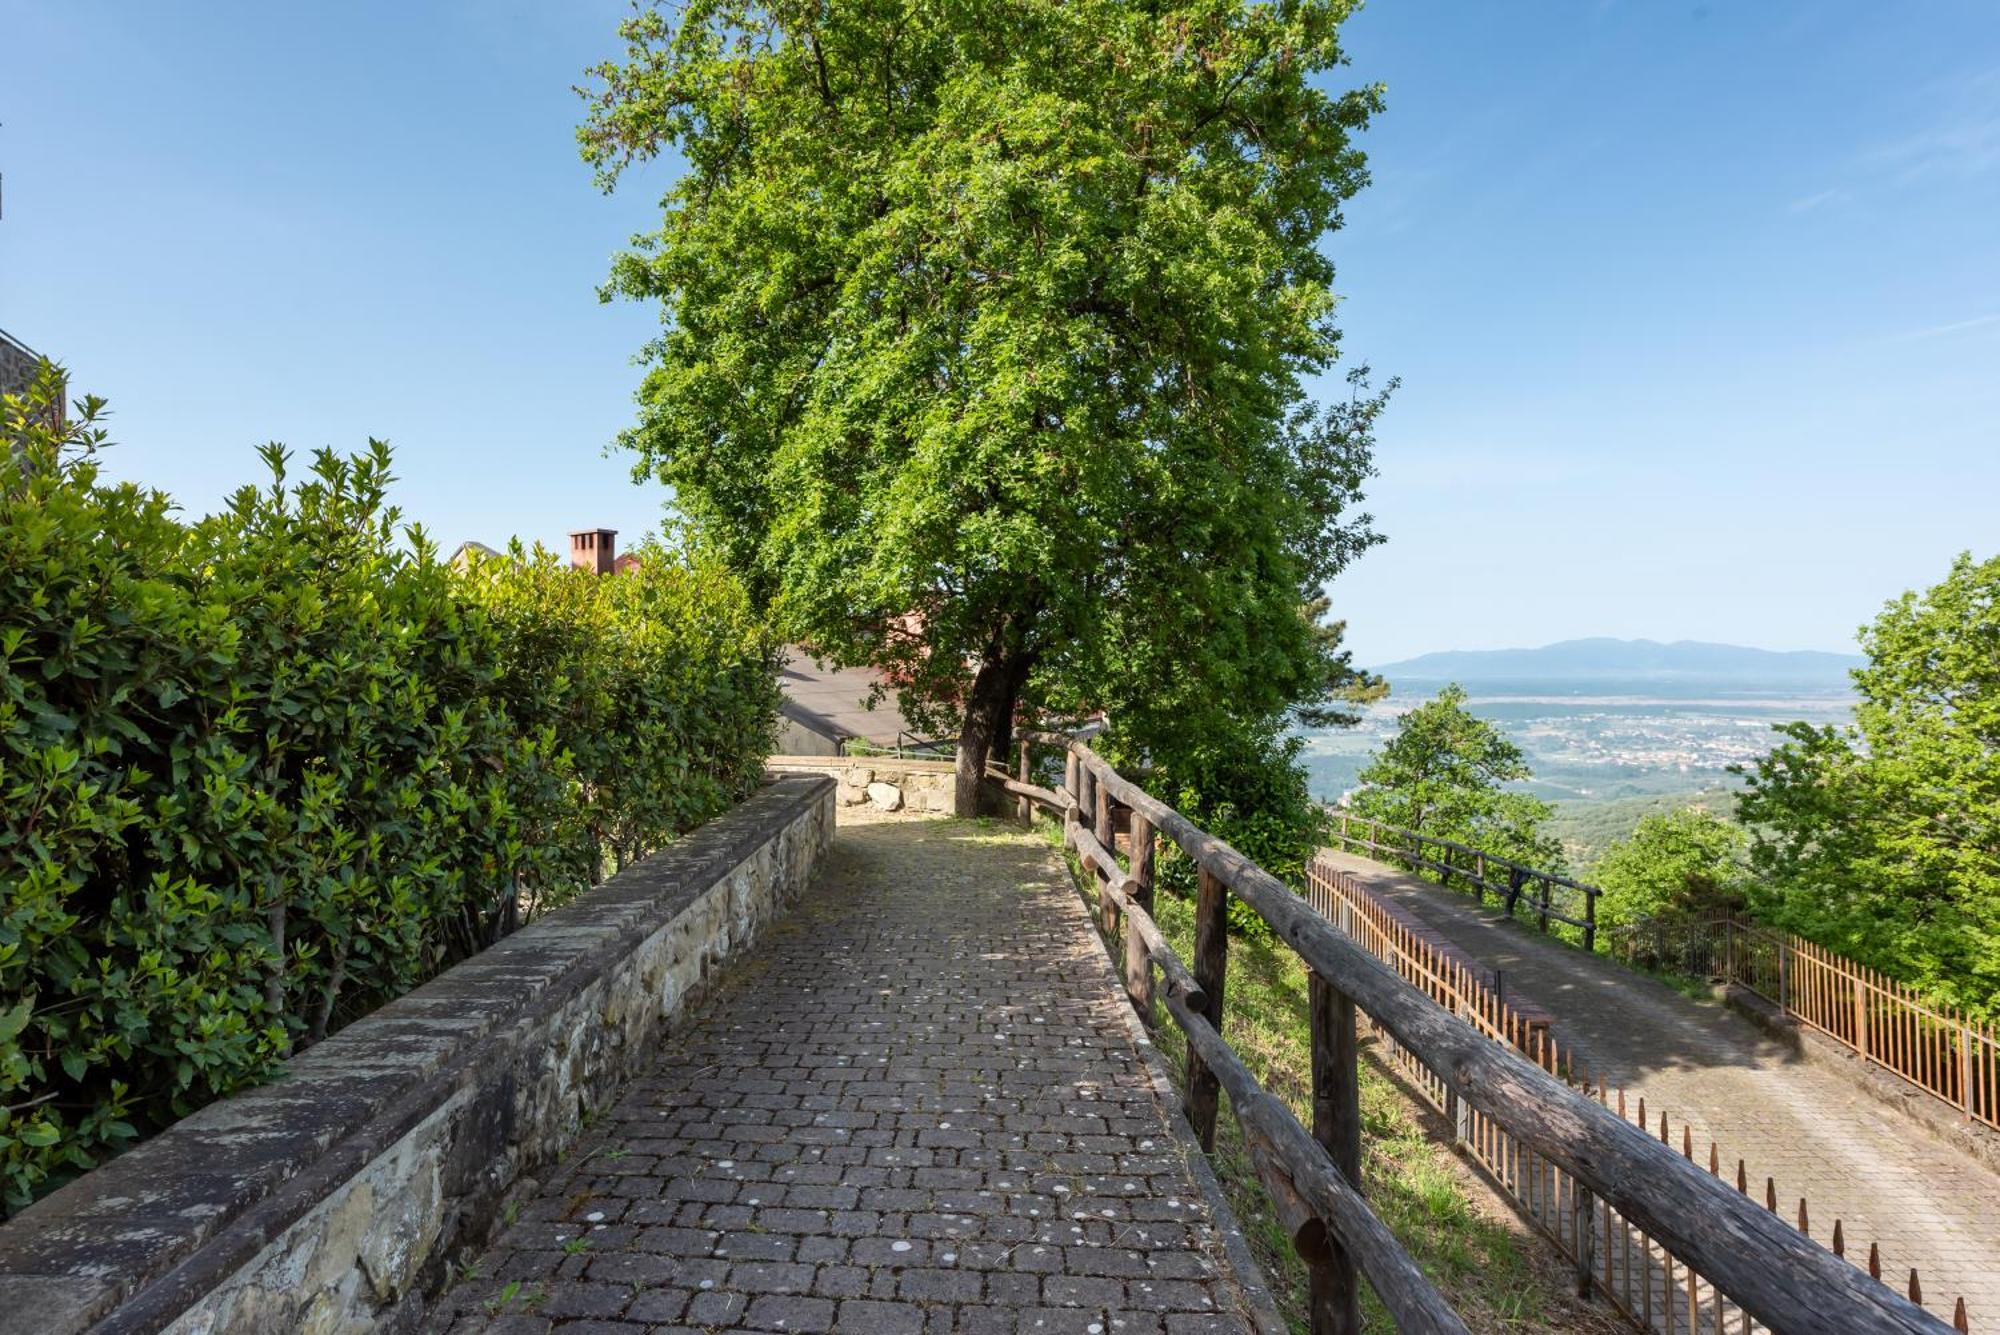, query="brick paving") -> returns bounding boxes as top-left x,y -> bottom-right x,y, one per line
432,811 -> 1274,1335
1322,850 -> 2000,1330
